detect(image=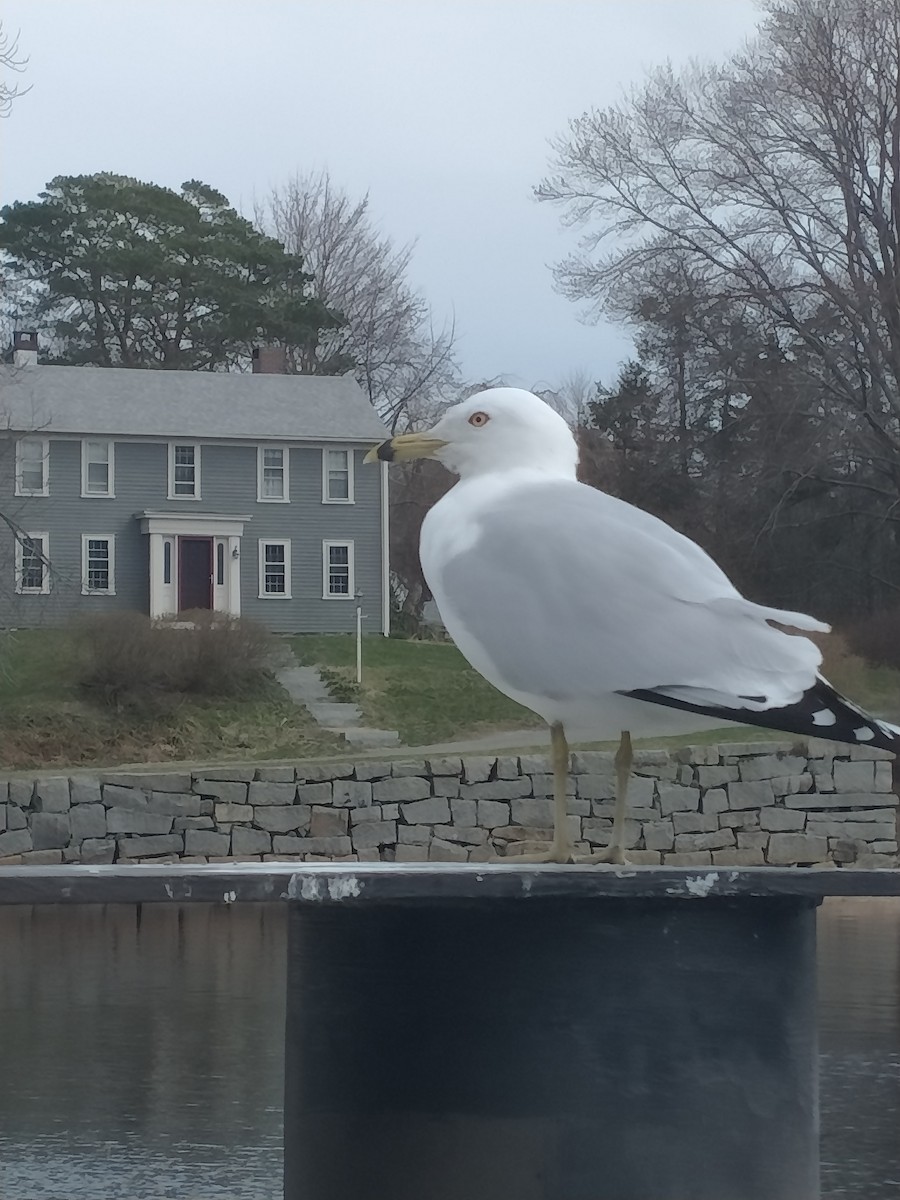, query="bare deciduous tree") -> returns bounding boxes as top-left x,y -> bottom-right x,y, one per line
259,170 -> 458,430
0,24 -> 30,118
